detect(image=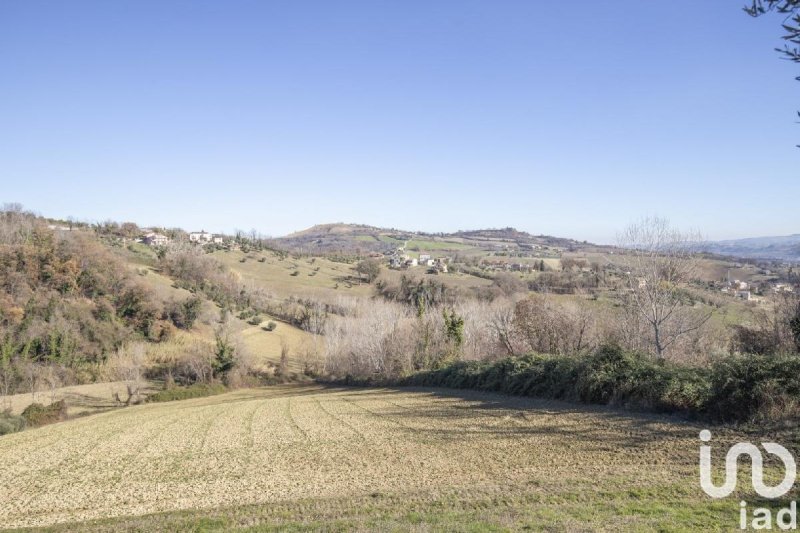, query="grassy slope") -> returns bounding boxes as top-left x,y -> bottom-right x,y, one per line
213,250 -> 373,300
0,384 -> 765,532
118,249 -> 315,369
